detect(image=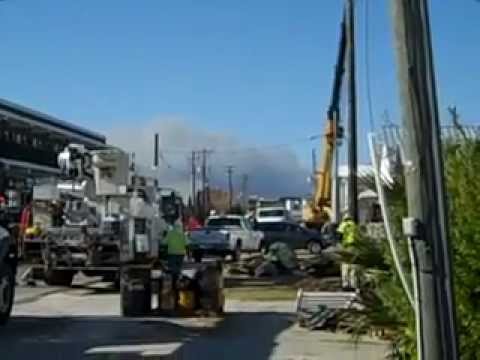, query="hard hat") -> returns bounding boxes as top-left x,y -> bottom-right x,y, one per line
343,214 -> 352,221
